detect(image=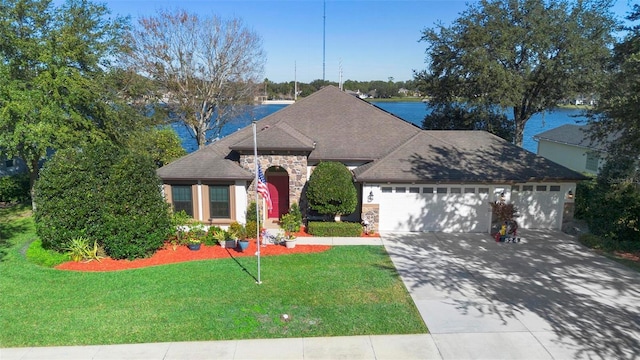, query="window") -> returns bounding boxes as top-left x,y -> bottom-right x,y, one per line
478,188 -> 489,194
395,187 -> 406,193
172,185 -> 193,216
409,187 -> 420,193
522,185 -> 534,191
423,187 -> 434,194
586,152 -> 600,172
536,185 -> 547,191
464,188 -> 476,194
381,187 -> 392,193
209,185 -> 230,218
512,185 -> 520,192
550,185 -> 561,192
450,187 -> 461,194
436,187 -> 447,194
